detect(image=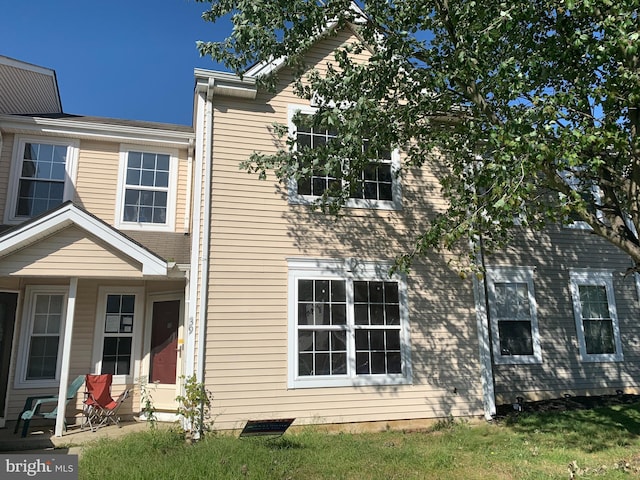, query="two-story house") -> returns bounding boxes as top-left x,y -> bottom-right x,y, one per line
3,14 -> 640,438
0,55 -> 194,435
189,22 -> 640,432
